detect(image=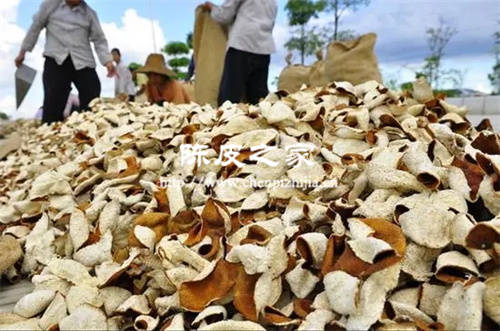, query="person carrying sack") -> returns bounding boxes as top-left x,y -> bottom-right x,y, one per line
203,0 -> 278,106
15,0 -> 115,124
138,54 -> 191,105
